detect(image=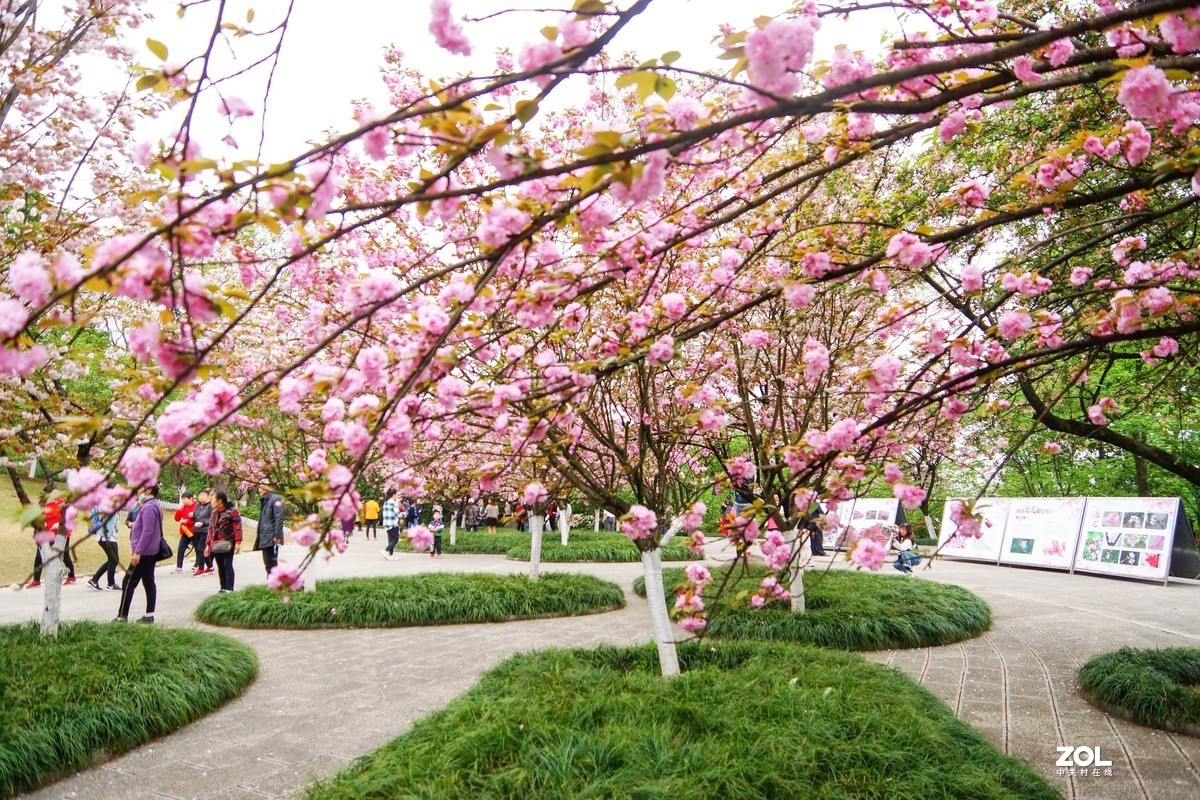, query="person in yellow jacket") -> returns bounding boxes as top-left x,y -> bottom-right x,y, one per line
363,497 -> 381,540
